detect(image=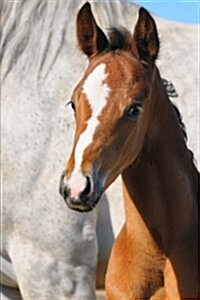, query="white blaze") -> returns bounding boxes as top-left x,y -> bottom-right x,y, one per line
68,63 -> 110,197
